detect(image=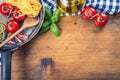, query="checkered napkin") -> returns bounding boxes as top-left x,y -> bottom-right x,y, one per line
43,0 -> 120,16
85,0 -> 120,15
